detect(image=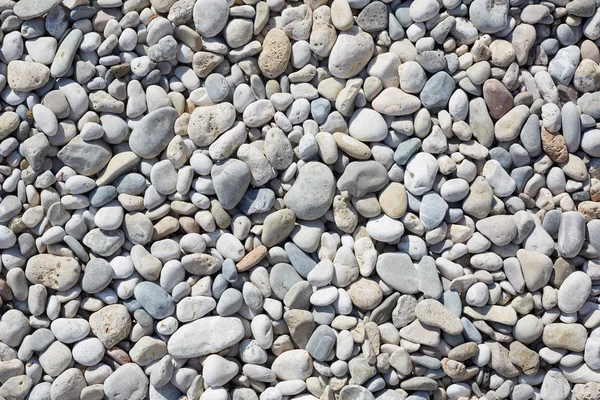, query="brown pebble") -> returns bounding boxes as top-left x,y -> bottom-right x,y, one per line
236,245 -> 267,272
258,28 -> 291,79
0,279 -> 13,301
483,79 -> 513,119
541,128 -> 568,162
106,347 -> 132,365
